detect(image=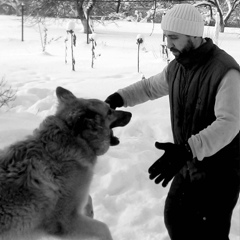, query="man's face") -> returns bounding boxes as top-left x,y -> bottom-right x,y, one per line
163,30 -> 195,59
